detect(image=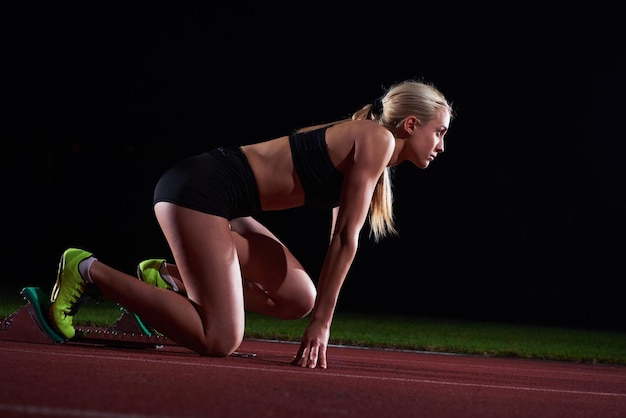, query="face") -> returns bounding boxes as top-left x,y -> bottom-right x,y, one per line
407,109 -> 450,169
